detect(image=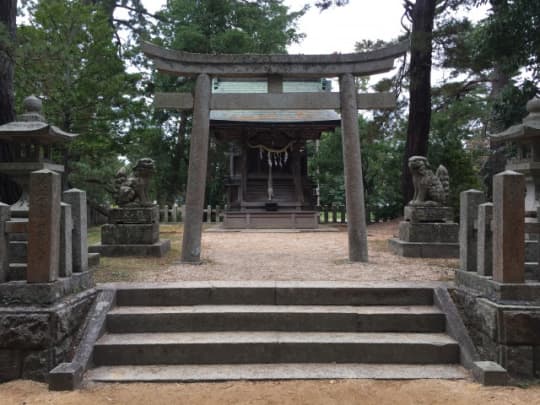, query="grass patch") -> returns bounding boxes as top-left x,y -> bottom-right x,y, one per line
92,223 -> 184,283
